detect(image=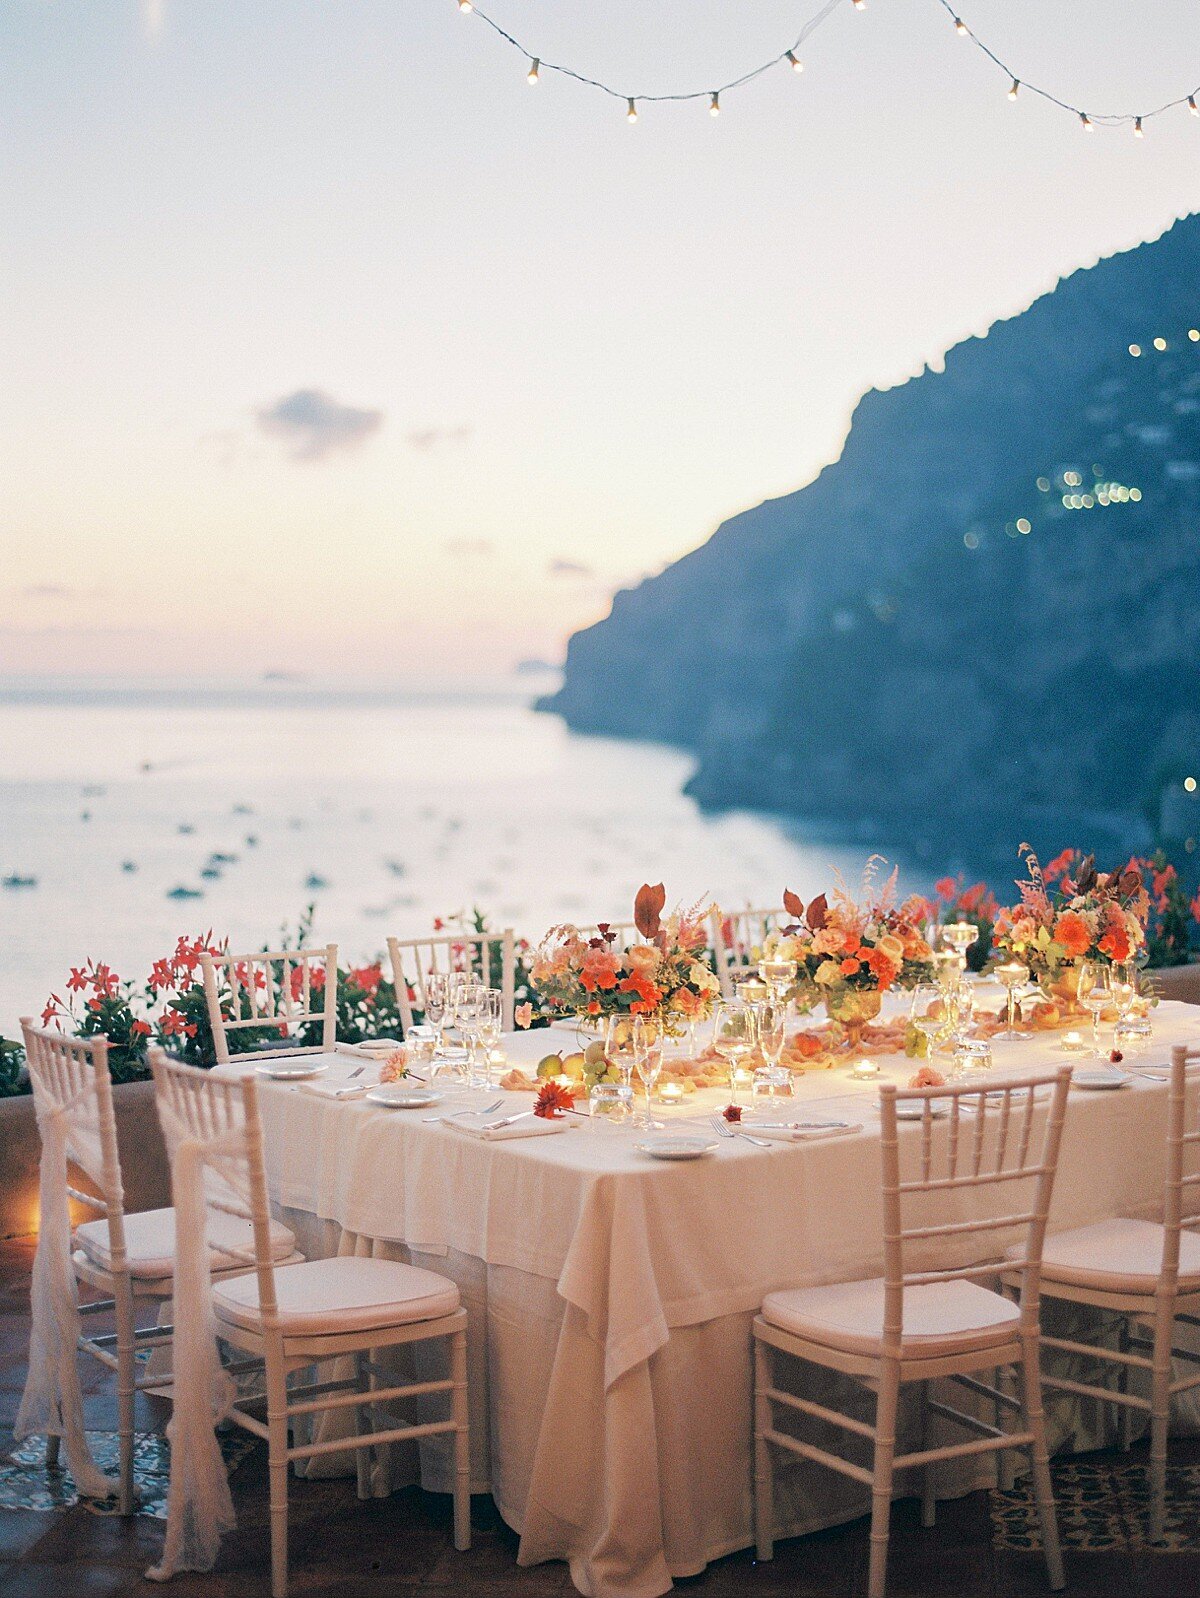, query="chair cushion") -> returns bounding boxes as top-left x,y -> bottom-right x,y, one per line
212,1255 -> 460,1336
1007,1217 -> 1200,1297
74,1206 -> 296,1279
762,1276 -> 1020,1358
